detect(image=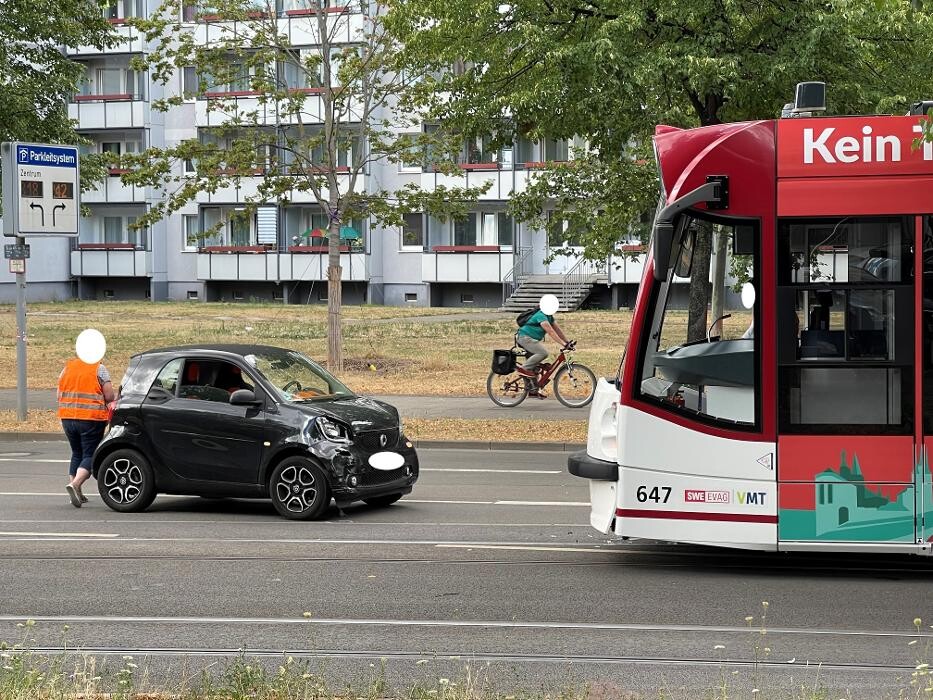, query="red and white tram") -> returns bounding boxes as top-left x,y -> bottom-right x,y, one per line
570,91 -> 933,554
